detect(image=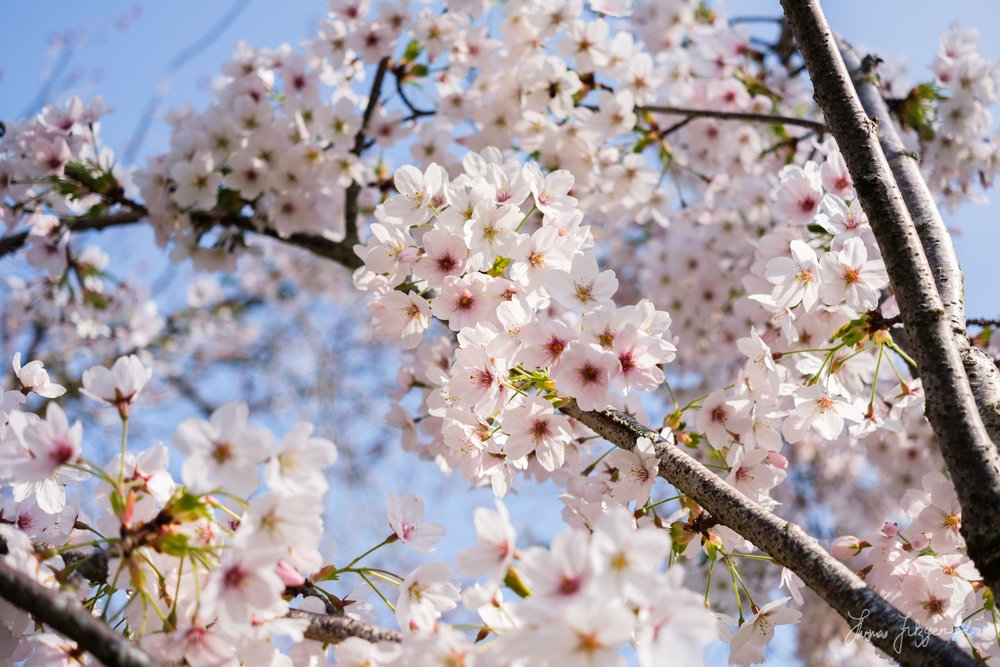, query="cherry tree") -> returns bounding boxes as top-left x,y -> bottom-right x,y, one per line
2,0 -> 1000,665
